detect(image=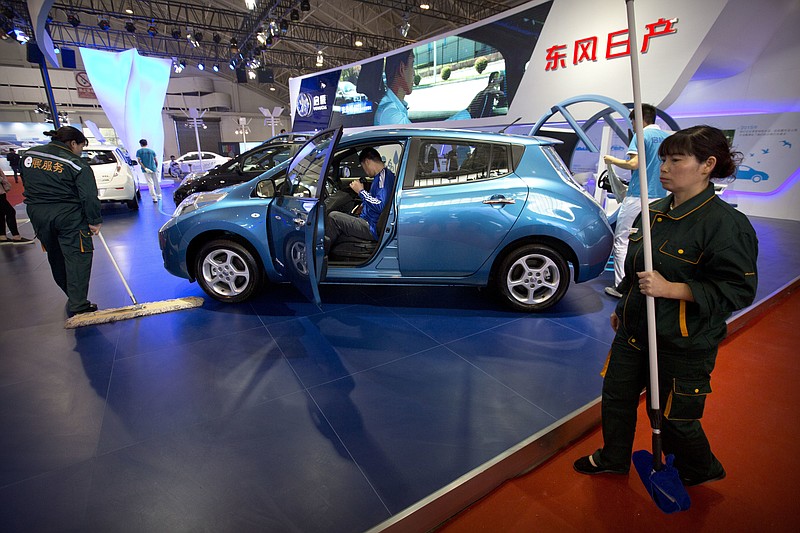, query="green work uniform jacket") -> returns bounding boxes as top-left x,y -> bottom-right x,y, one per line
615,183 -> 758,352
22,141 -> 102,225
